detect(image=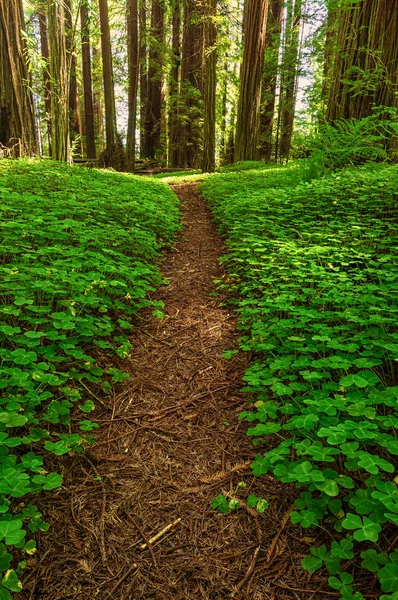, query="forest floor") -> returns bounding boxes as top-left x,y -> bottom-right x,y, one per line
17,184 -> 327,600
